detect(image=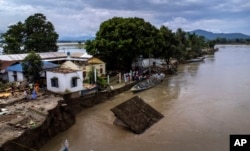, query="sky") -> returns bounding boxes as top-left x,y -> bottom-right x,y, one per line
0,0 -> 250,39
